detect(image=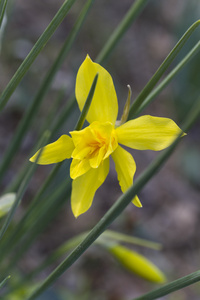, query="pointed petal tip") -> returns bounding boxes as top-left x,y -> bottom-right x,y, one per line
182,131 -> 187,137
73,213 -> 79,219
29,155 -> 36,163
72,207 -> 83,219
86,53 -> 91,60
135,202 -> 143,208
132,196 -> 142,208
